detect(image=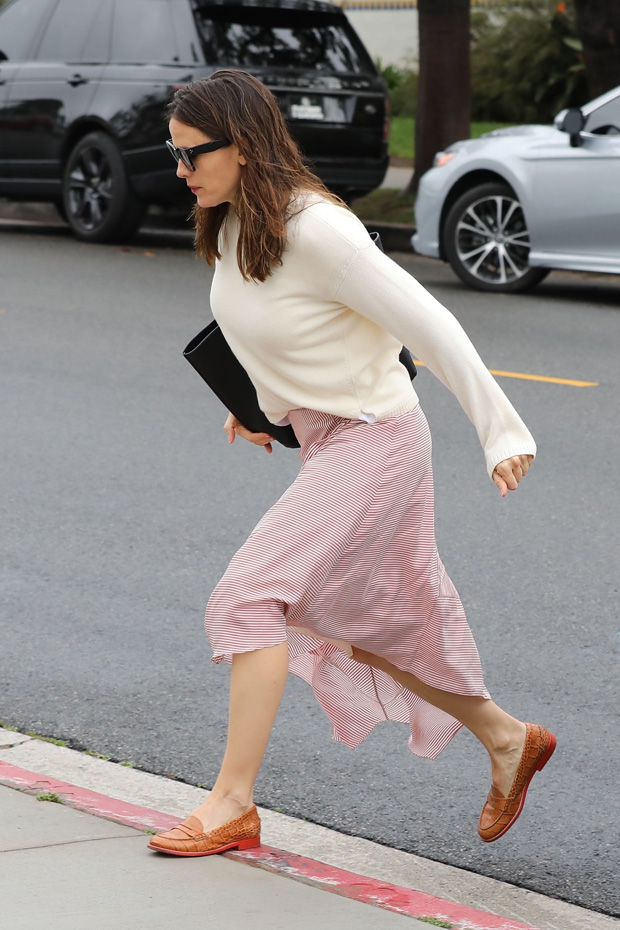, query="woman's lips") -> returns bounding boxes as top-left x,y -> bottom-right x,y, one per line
188,186 -> 201,193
